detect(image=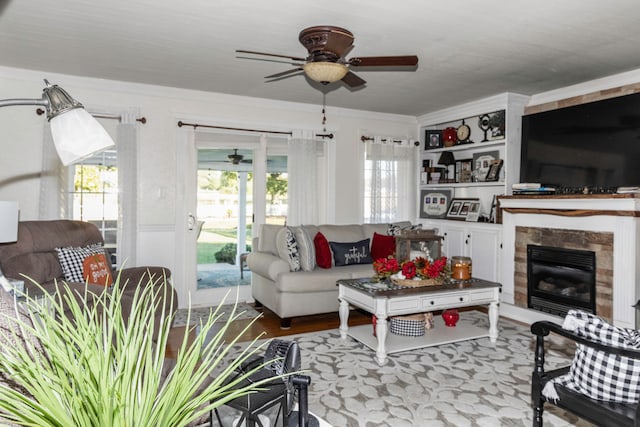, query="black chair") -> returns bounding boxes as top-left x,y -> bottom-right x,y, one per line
531,320 -> 640,427
214,339 -> 301,427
